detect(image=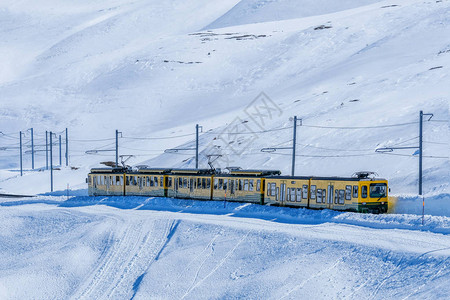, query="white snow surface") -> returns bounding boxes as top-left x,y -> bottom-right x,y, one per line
1,196 -> 450,299
1,1 -> 450,298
